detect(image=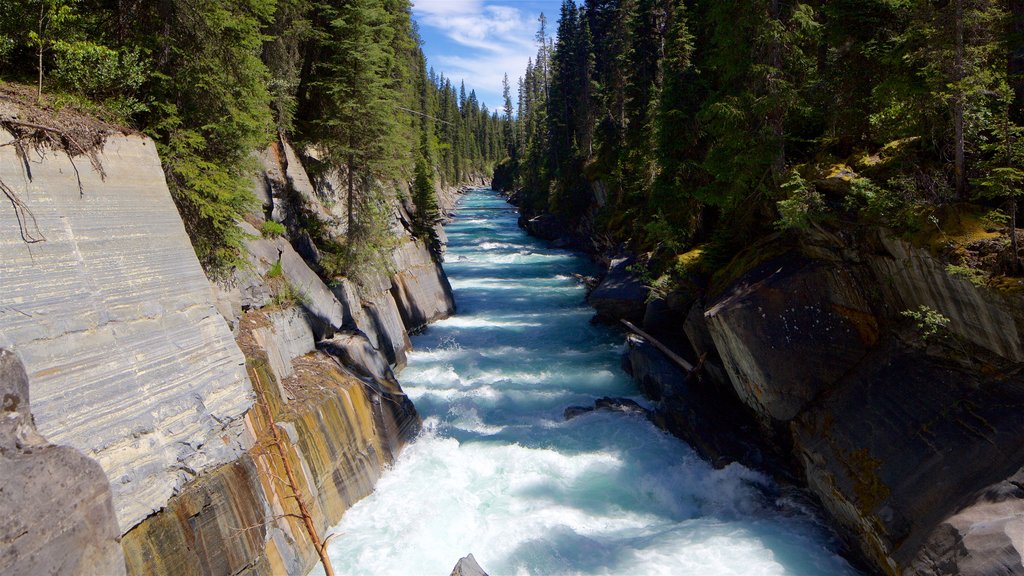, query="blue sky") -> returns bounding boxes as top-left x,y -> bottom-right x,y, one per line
412,0 -> 562,112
